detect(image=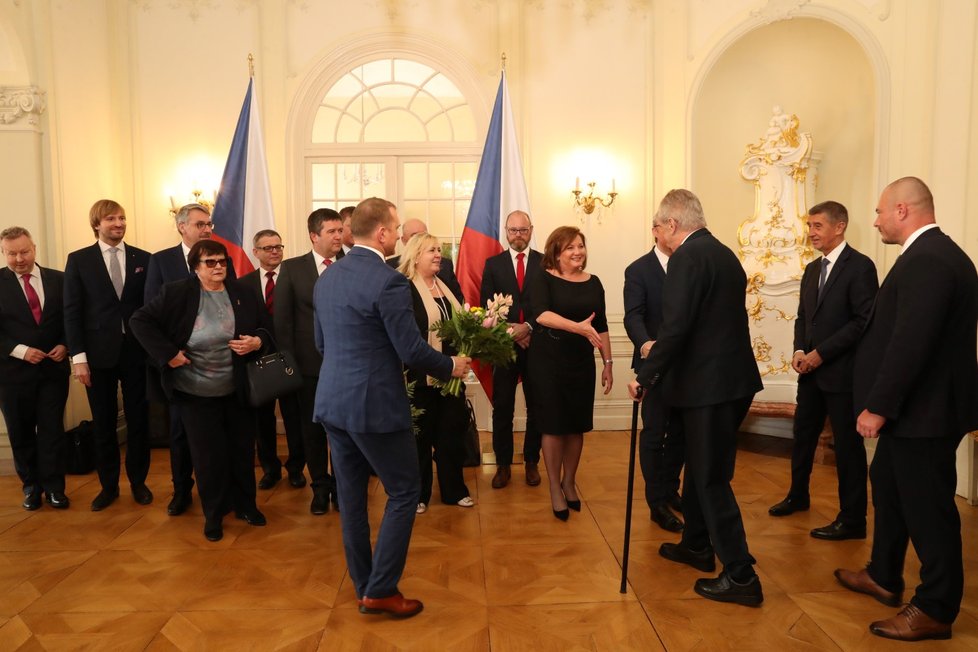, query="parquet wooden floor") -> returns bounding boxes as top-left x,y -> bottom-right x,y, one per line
0,432 -> 976,650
